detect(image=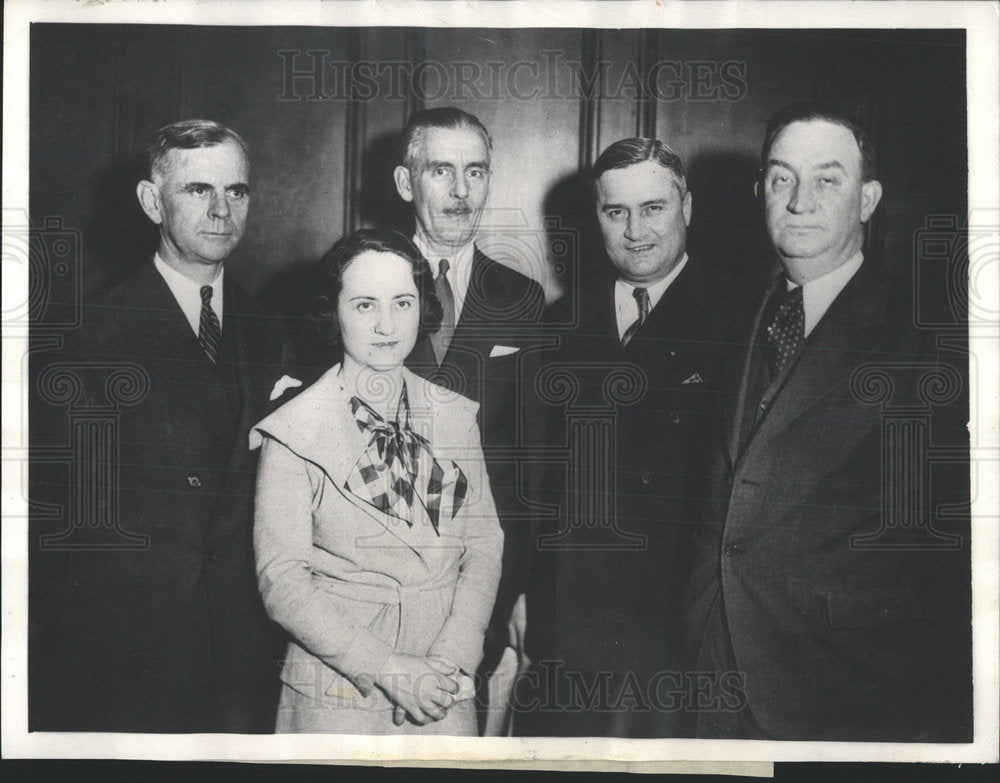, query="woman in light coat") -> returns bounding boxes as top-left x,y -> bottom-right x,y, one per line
252,229 -> 503,734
